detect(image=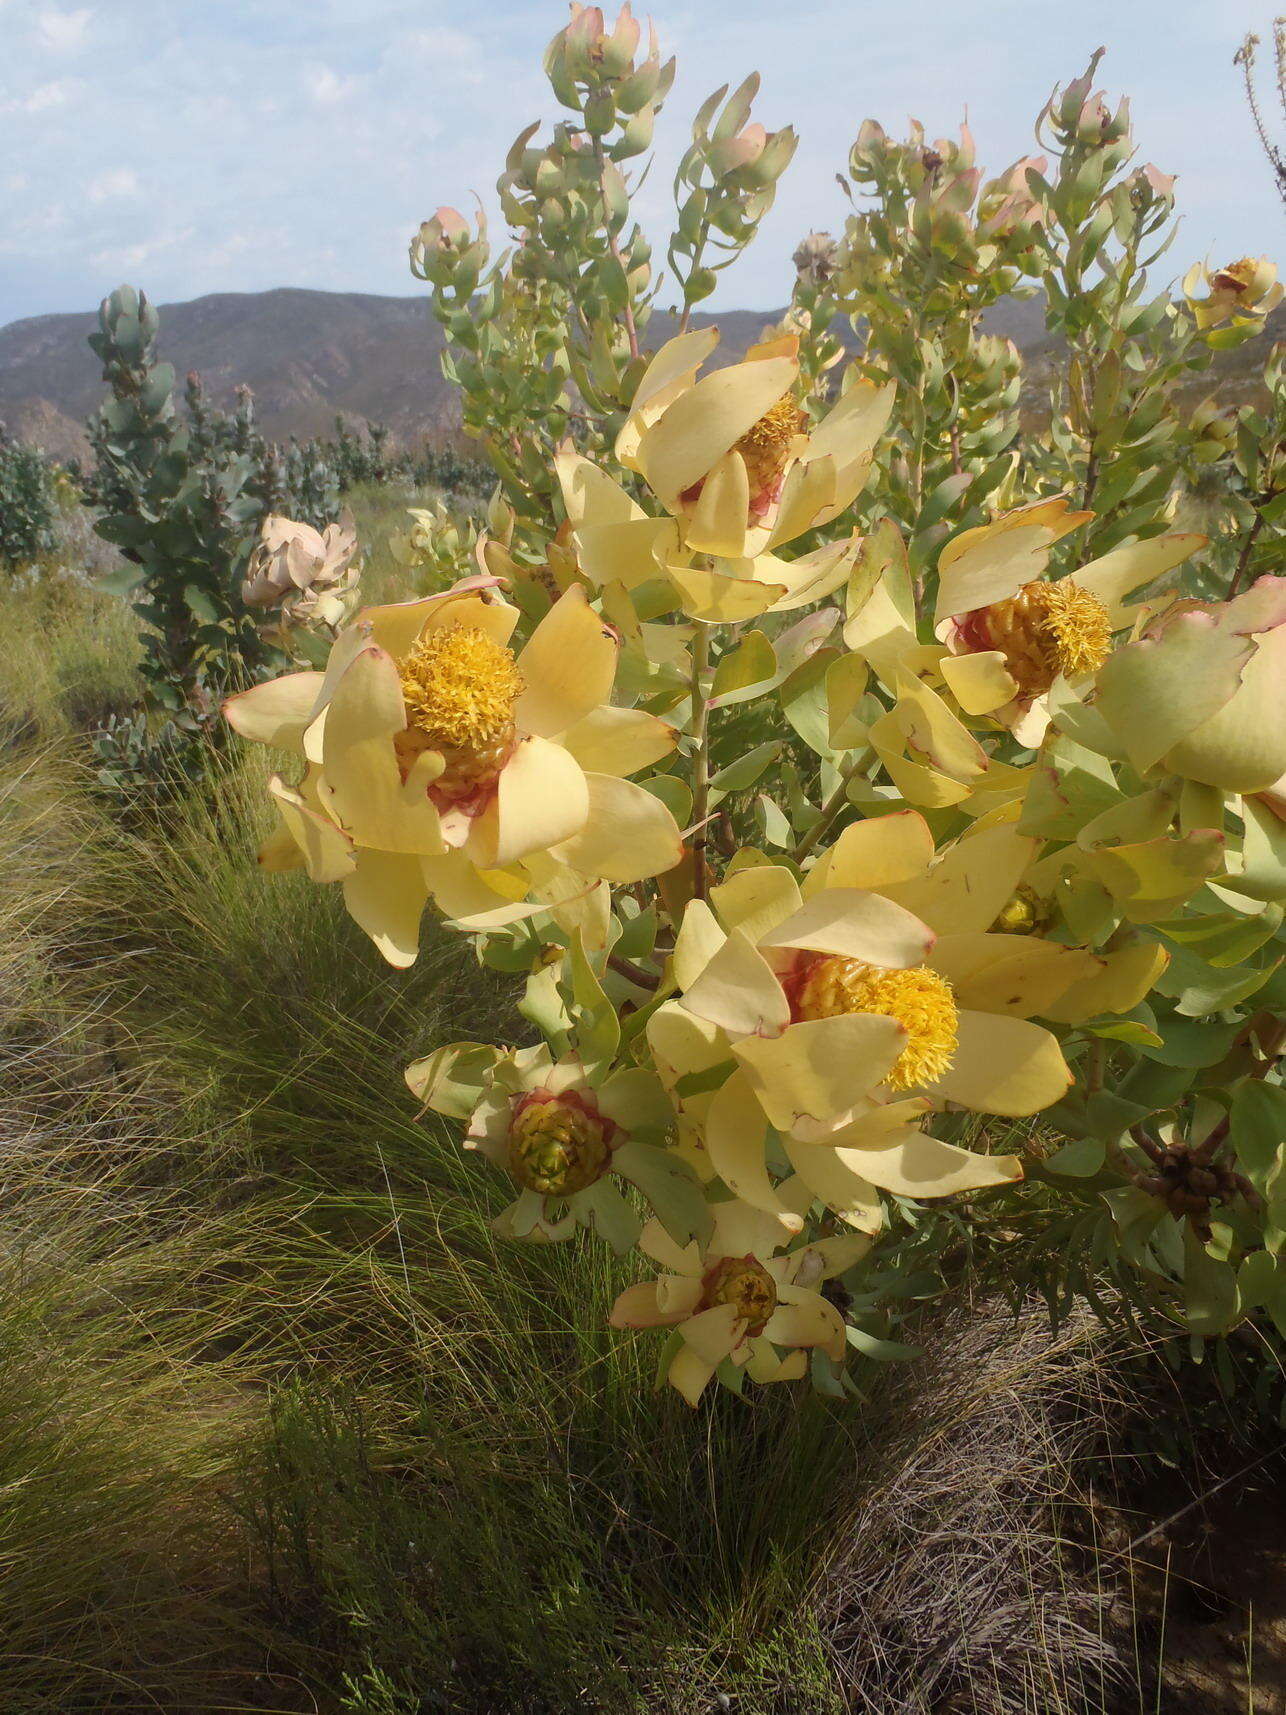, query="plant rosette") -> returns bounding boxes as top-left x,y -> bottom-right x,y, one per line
610,1203 -> 864,1405
224,577 -> 683,965
406,1041 -> 711,1254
